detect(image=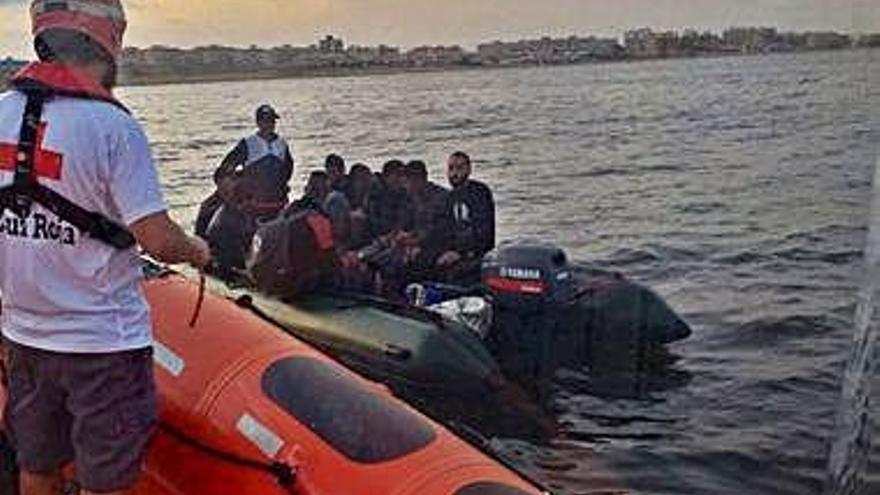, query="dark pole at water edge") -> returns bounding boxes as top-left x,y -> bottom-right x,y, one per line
823,150 -> 880,495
